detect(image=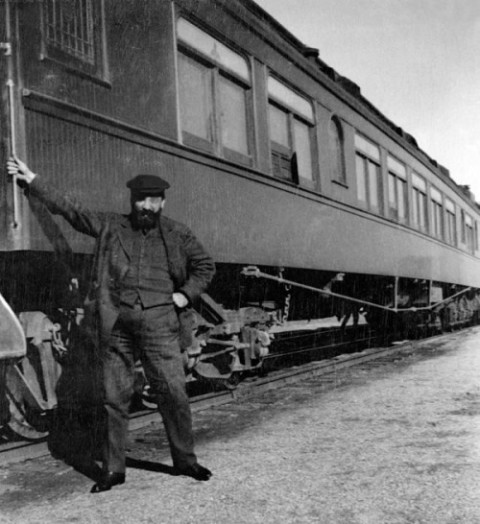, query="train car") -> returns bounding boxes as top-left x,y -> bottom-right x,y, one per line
1,0 -> 480,440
